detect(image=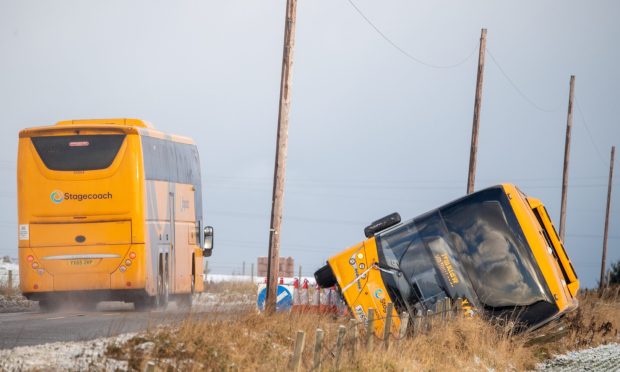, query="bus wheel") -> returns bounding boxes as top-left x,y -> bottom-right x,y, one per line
75,301 -> 98,312
133,299 -> 153,311
315,264 -> 337,288
38,300 -> 60,312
